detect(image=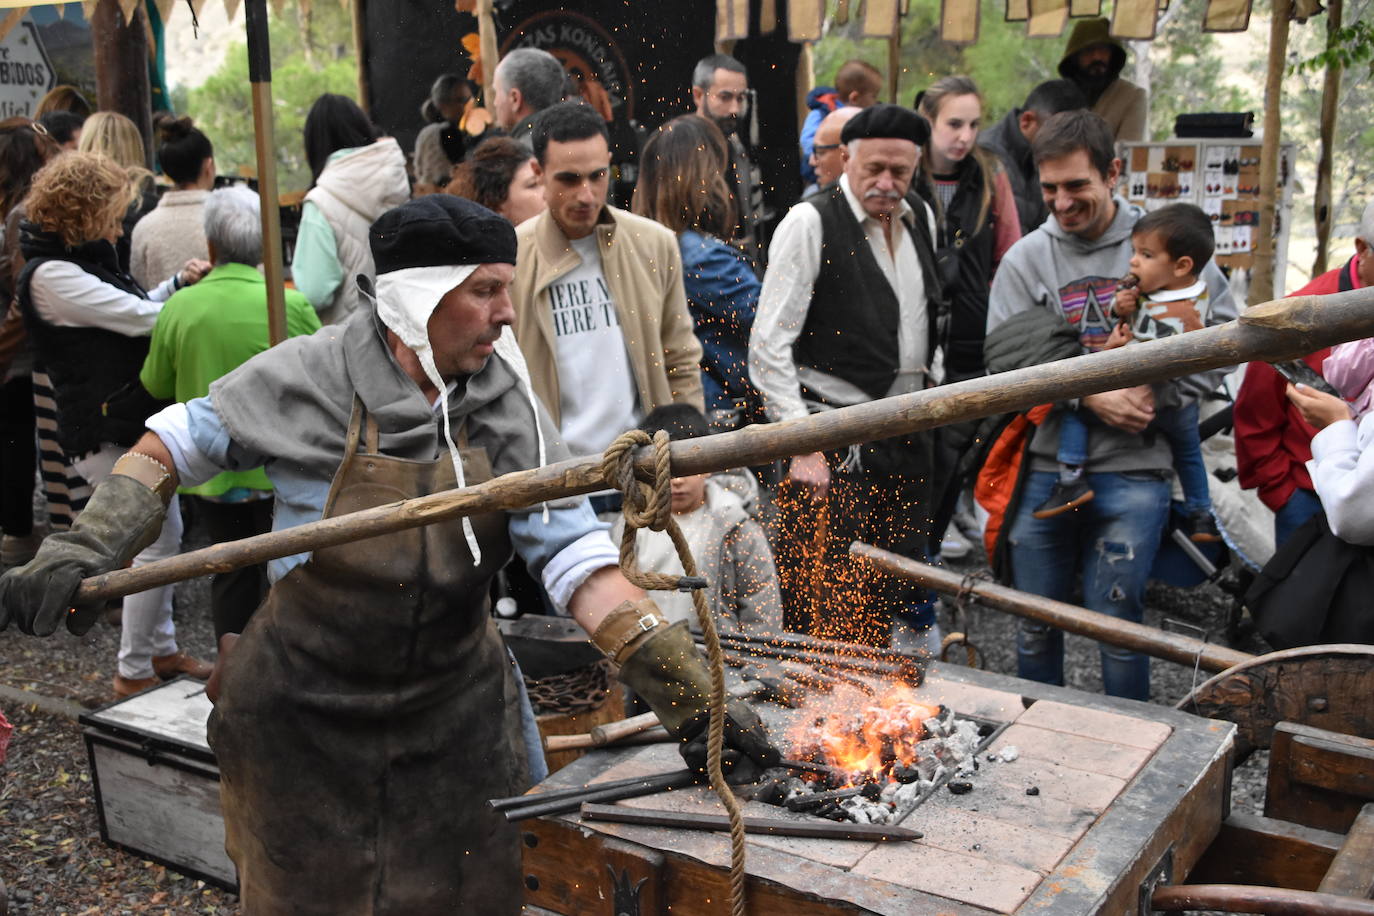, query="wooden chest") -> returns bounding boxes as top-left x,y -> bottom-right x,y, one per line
79,676 -> 236,890
520,663 -> 1235,915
